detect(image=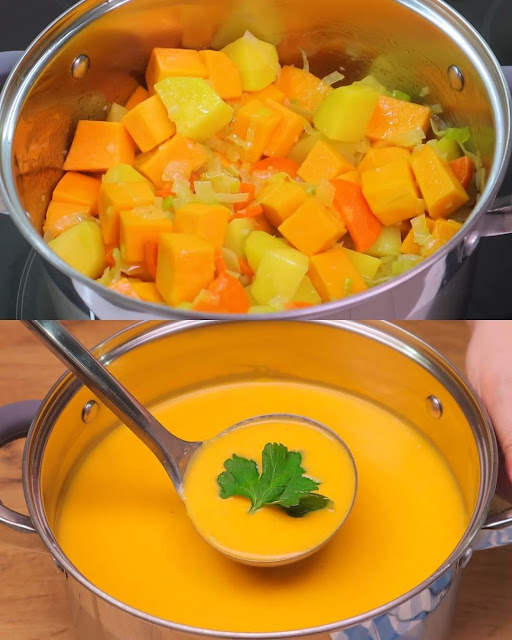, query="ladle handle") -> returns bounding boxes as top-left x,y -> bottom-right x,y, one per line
22,321 -> 193,492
